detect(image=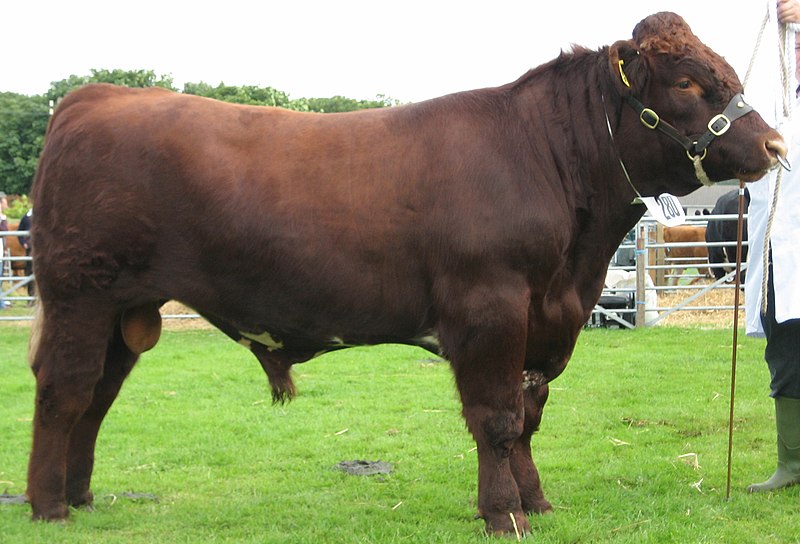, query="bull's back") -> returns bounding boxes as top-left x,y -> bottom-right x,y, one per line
37,85 -> 435,225
32,85 -> 446,323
